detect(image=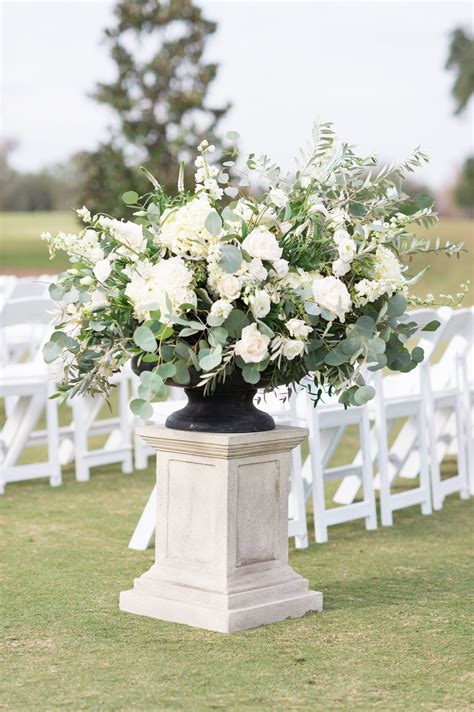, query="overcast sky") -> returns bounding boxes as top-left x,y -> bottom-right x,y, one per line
1,0 -> 472,189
